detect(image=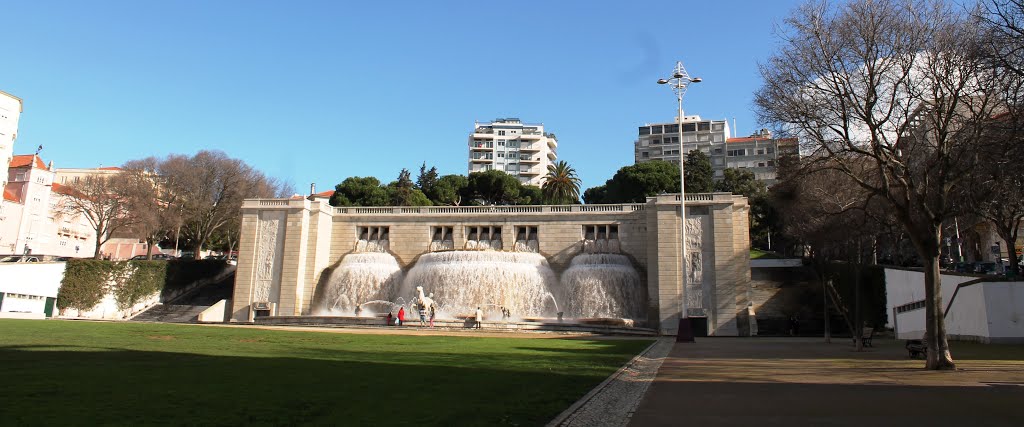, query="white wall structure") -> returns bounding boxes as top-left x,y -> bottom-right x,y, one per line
0,90 -> 21,190
468,118 -> 557,187
0,262 -> 63,318
885,268 -> 1024,343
